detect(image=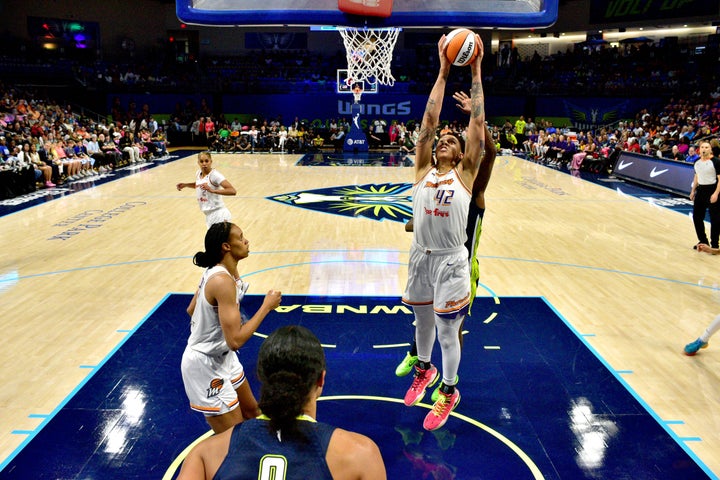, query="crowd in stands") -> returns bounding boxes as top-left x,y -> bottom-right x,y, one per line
193,115 -> 345,154
475,90 -> 720,173
185,87 -> 719,176
0,83 -> 168,199
487,40 -> 718,97
179,112 -> 425,155
3,34 -> 720,200
5,79 -> 720,201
